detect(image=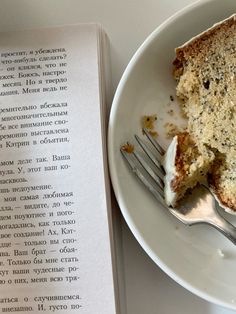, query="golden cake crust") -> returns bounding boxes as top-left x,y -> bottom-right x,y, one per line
173,14 -> 236,78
